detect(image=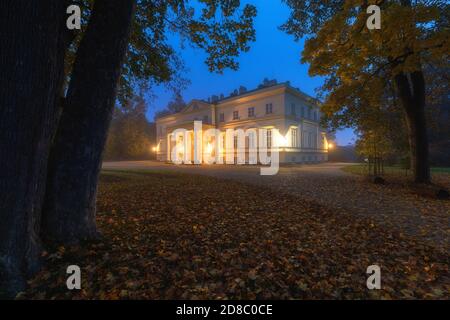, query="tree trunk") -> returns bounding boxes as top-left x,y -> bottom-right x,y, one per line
41,0 -> 136,244
394,70 -> 431,183
0,1 -> 67,297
